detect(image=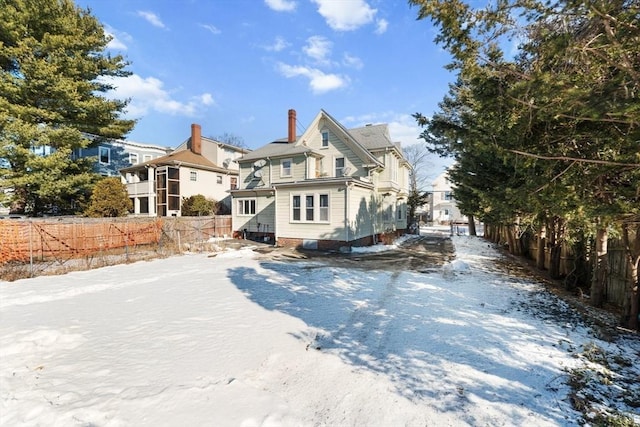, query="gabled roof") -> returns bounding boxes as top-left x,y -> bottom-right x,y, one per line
120,148 -> 233,174
297,109 -> 383,167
